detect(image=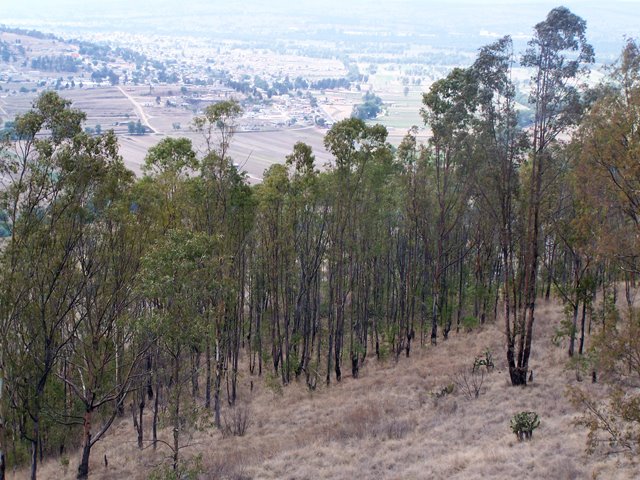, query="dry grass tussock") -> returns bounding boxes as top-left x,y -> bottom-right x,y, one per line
13,299 -> 639,479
